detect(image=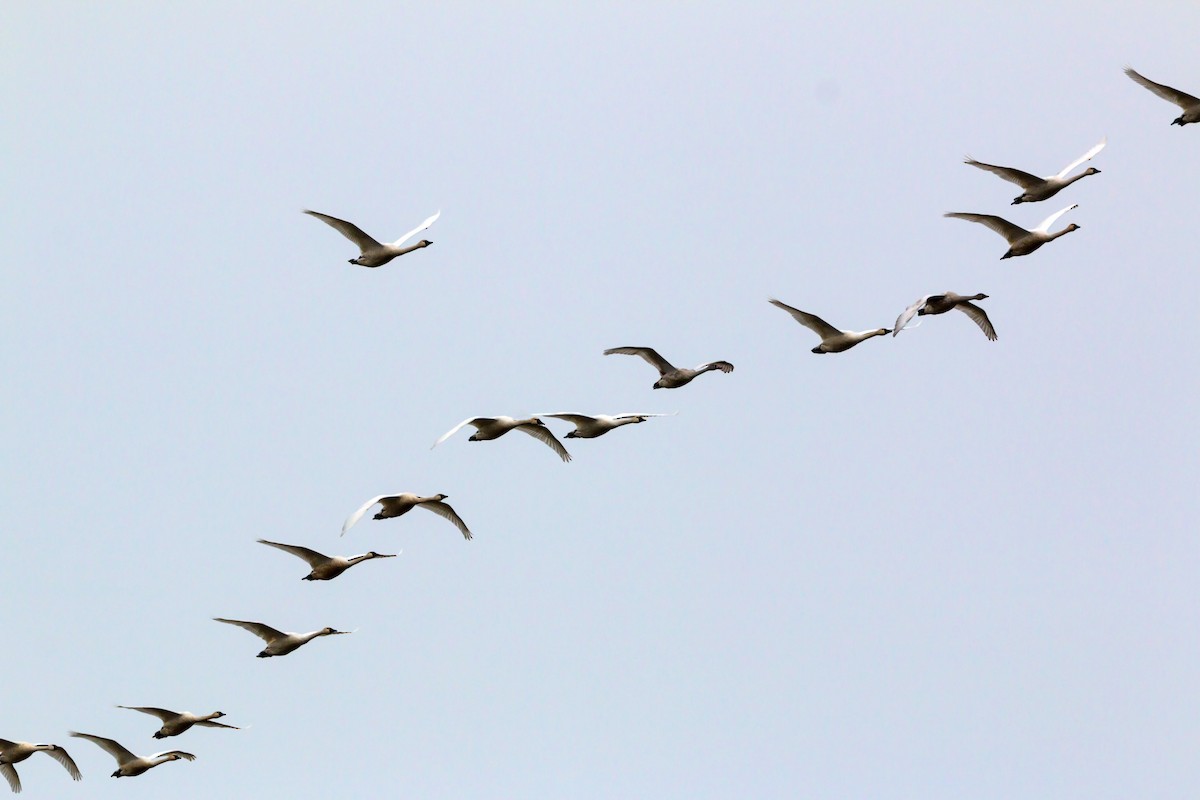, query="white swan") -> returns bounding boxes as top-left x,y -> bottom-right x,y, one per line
944,204 -> 1079,259
893,293 -> 996,341
768,299 -> 890,353
432,417 -> 572,462
116,707 -> 239,739
0,739 -> 81,793
303,209 -> 440,267
965,138 -> 1105,204
258,538 -> 398,578
602,347 -> 734,389
341,493 -> 472,539
532,412 -> 676,439
68,732 -> 193,779
1124,67 -> 1200,126
212,618 -> 352,658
